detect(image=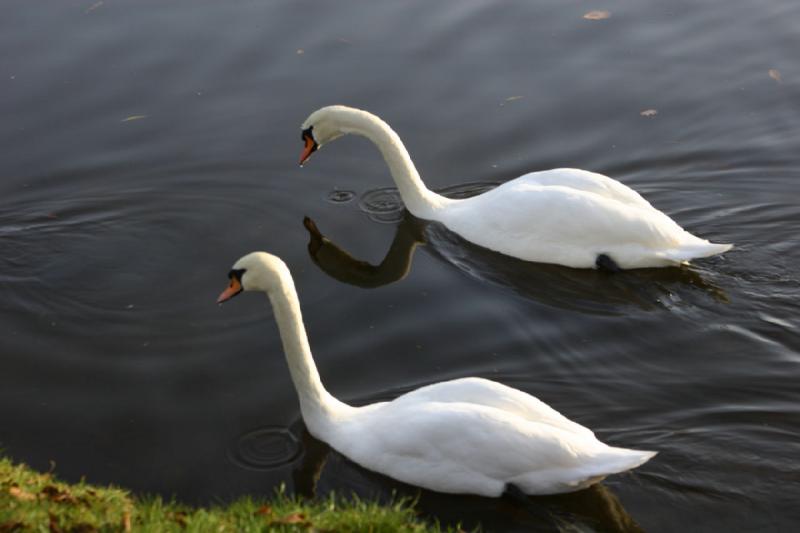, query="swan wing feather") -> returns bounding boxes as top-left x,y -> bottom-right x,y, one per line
442,179 -> 722,268
390,377 -> 594,438
513,168 -> 654,209
336,401 -> 651,496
